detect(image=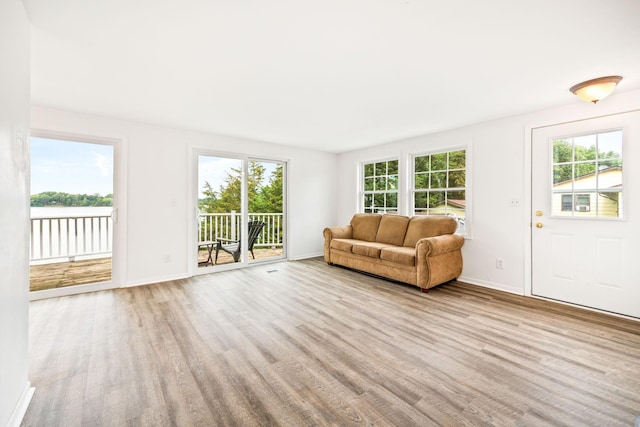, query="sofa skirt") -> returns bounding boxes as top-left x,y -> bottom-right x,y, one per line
328,249 -> 420,289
